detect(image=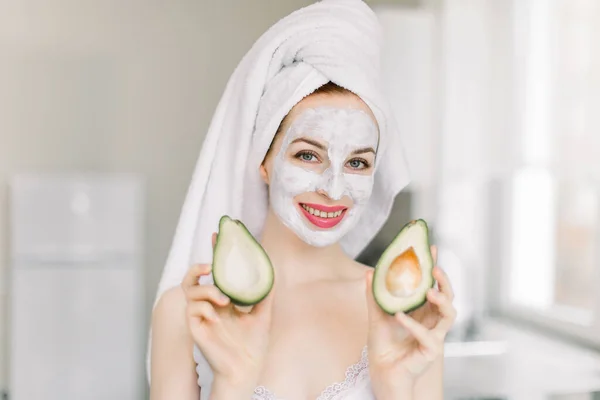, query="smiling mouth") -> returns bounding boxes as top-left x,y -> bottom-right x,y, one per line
298,202 -> 348,229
